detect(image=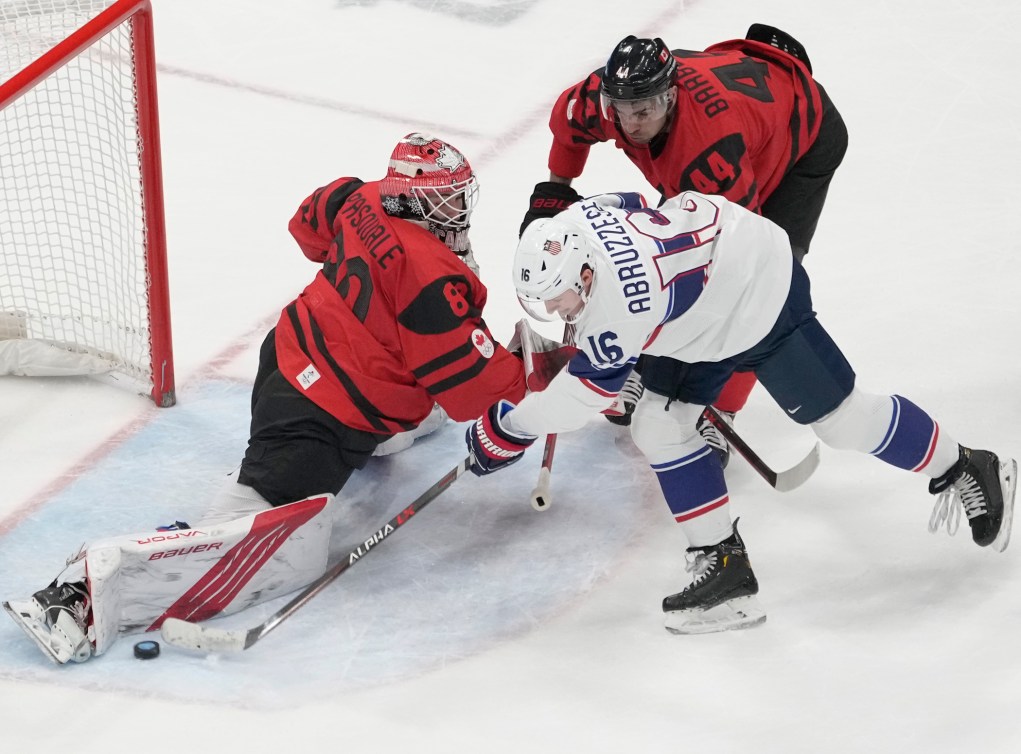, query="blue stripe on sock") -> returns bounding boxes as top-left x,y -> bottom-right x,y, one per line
870,395 -> 938,471
651,446 -> 728,520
